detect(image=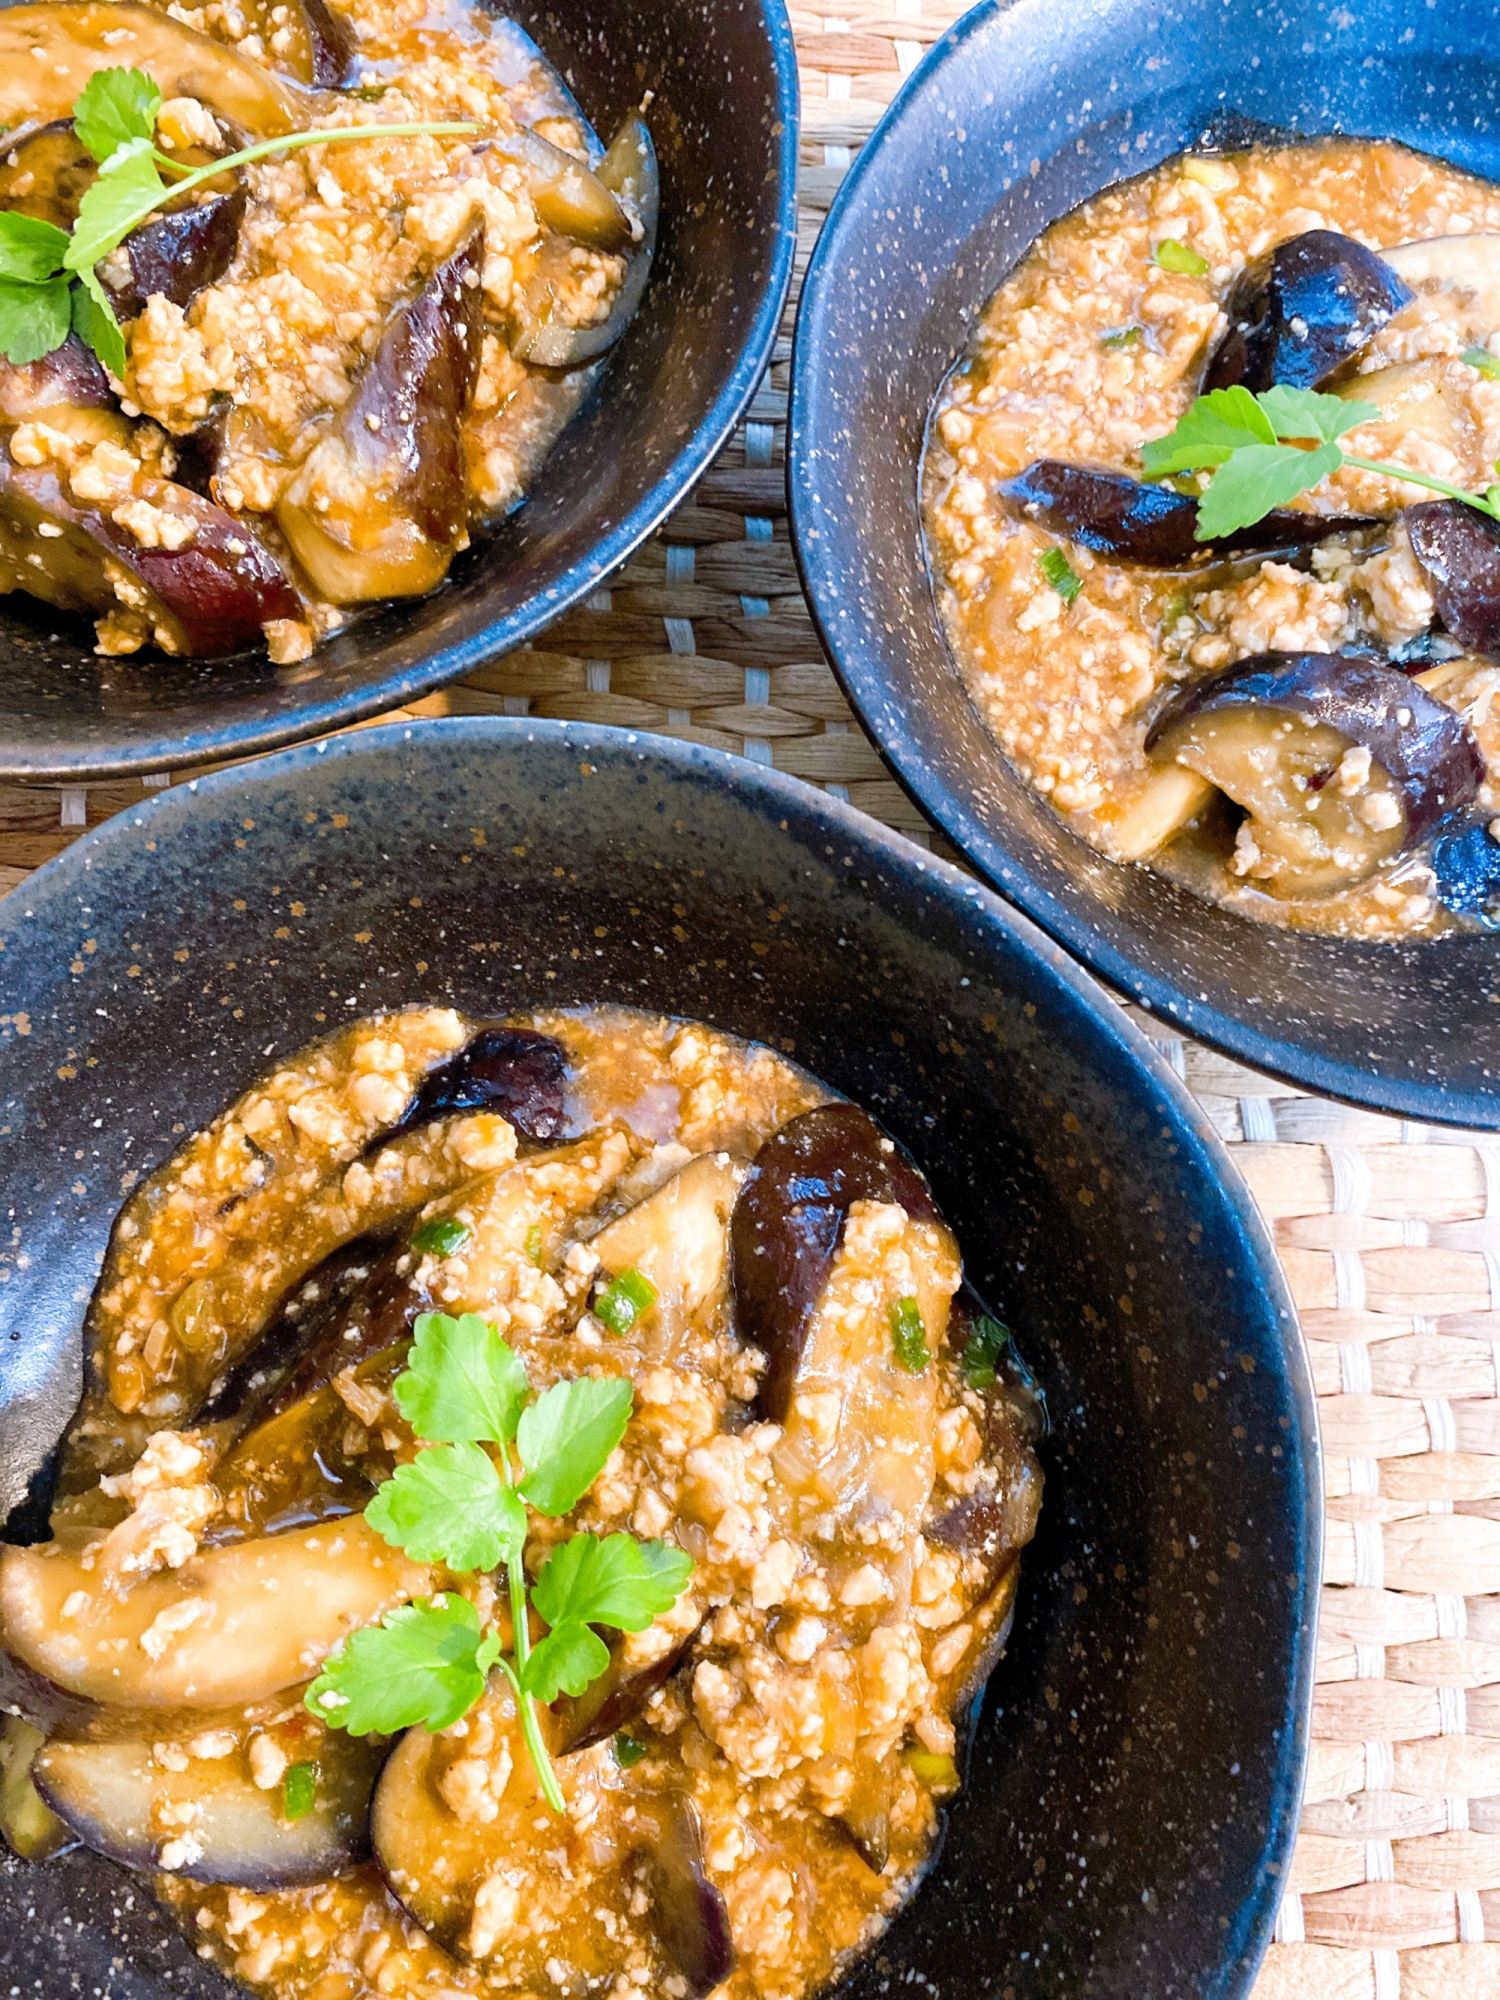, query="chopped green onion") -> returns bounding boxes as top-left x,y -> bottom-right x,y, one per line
904,1746 -> 960,1792
525,1223 -> 544,1268
353,83 -> 390,101
614,1730 -> 649,1768
1159,589 -> 1190,628
412,1217 -> 470,1258
282,1762 -> 317,1822
1100,325 -> 1139,350
962,1314 -> 1011,1390
1037,546 -> 1082,606
890,1296 -> 931,1374
1464,345 -> 1500,381
1153,238 -> 1209,278
595,1267 -> 657,1337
